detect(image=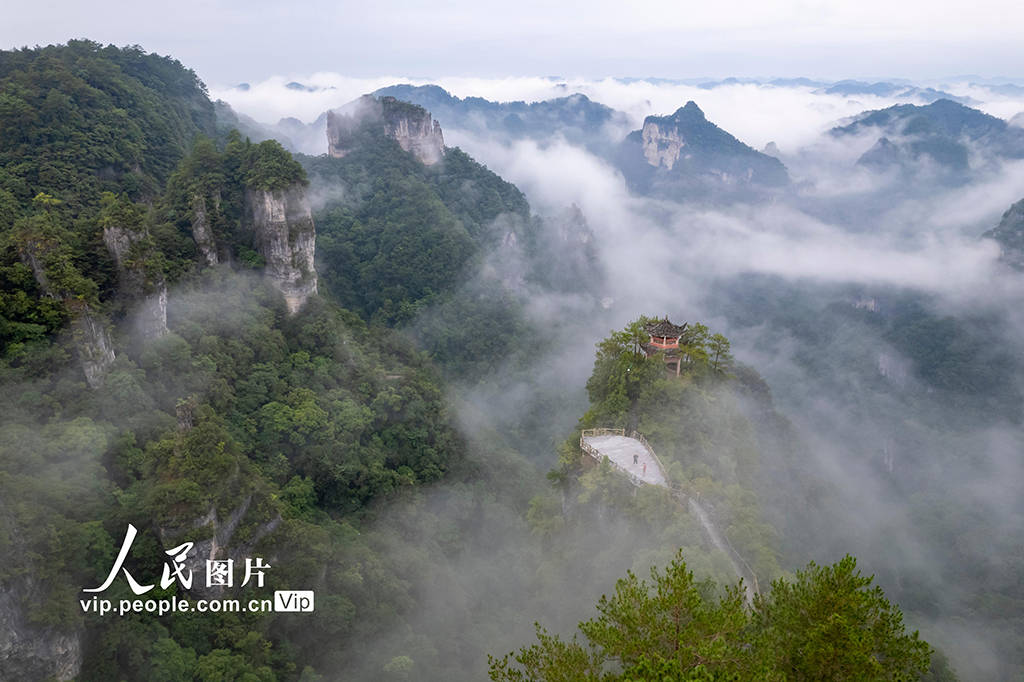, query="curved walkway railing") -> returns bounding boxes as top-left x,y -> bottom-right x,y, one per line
580,429 -> 646,487
628,430 -> 670,486
580,428 -> 656,488
580,427 -> 761,601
